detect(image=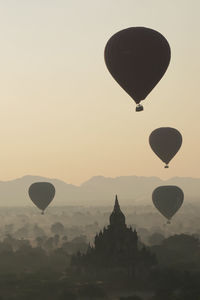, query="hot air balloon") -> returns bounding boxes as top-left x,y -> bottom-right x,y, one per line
104,27 -> 171,111
28,182 -> 55,214
152,186 -> 184,224
149,127 -> 182,168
